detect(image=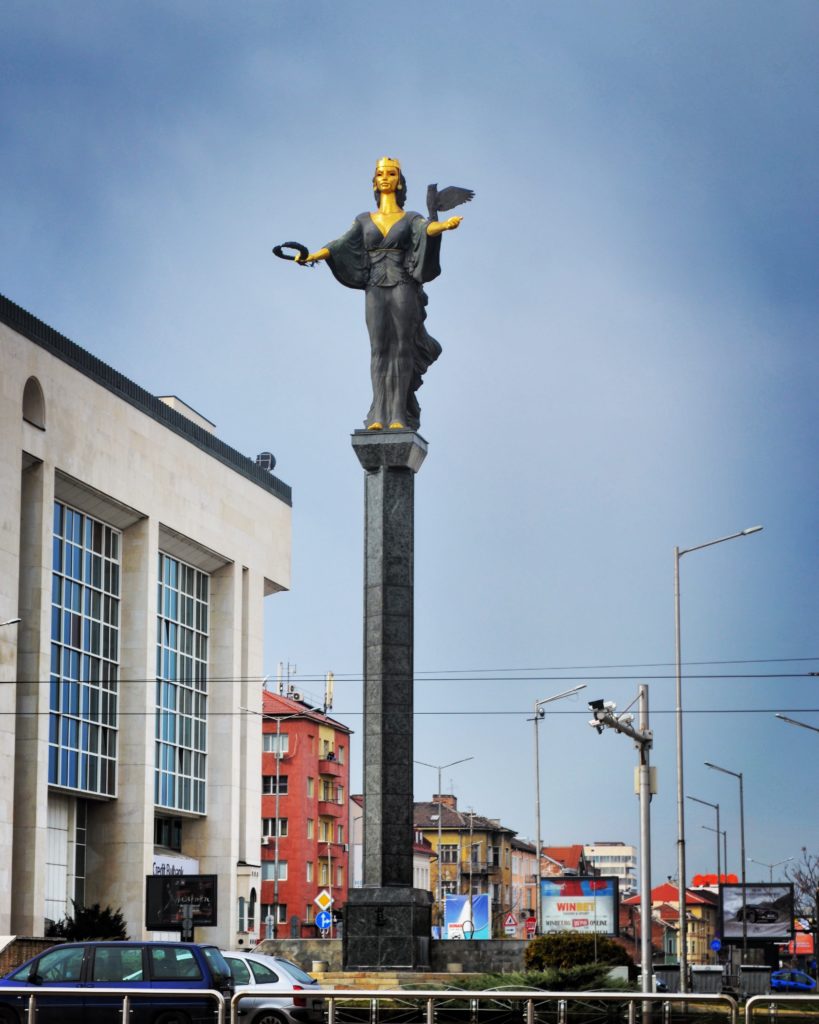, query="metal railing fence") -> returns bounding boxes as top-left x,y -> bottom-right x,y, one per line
1,984 -> 226,1024
746,993 -> 819,1020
